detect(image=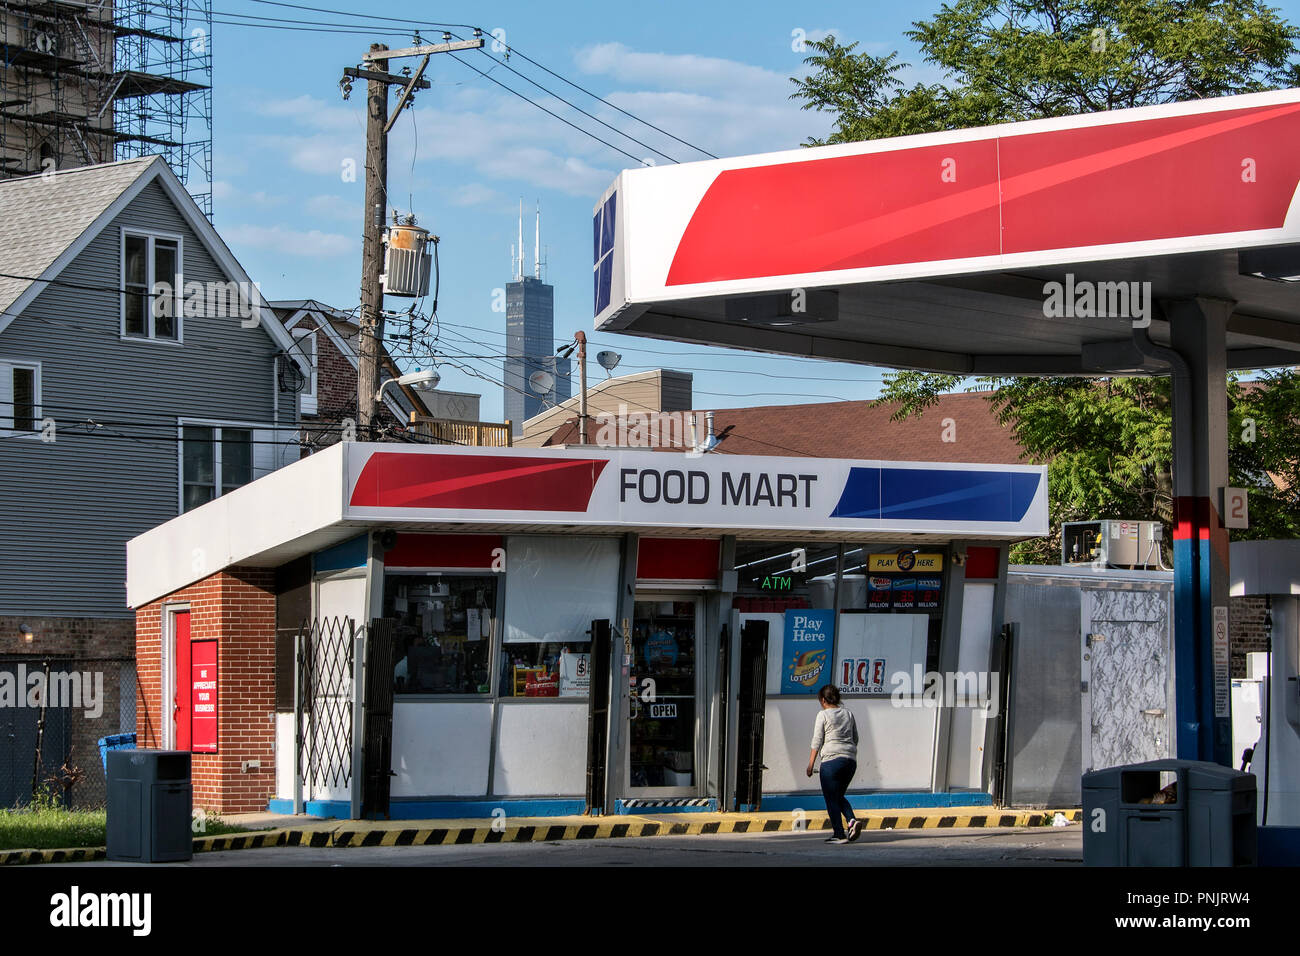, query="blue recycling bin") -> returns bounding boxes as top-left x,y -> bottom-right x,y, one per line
97,733 -> 137,773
